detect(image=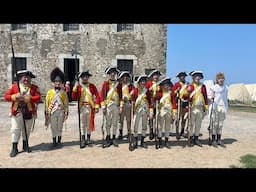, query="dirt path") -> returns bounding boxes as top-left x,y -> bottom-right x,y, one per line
0,102 -> 255,168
